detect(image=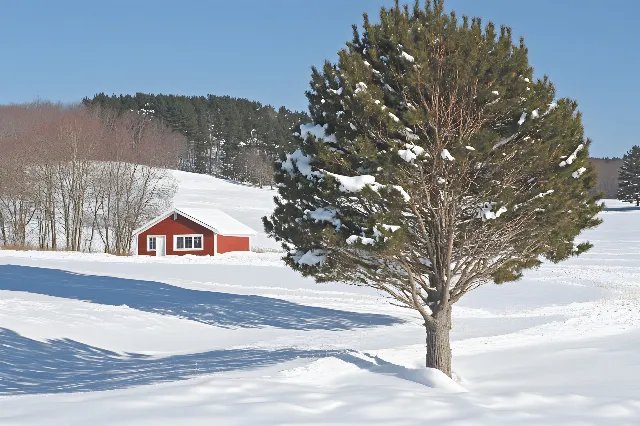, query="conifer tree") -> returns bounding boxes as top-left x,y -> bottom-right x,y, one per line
617,146 -> 640,206
264,0 -> 602,376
